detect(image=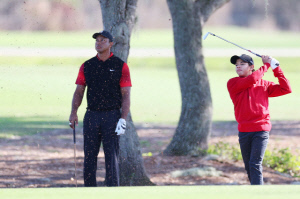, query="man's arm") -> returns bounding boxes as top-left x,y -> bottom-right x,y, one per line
69,84 -> 86,129
120,87 -> 131,119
